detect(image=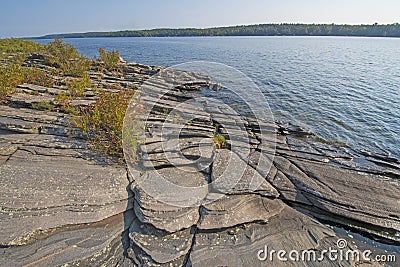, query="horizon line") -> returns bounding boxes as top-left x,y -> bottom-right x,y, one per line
16,22 -> 400,39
